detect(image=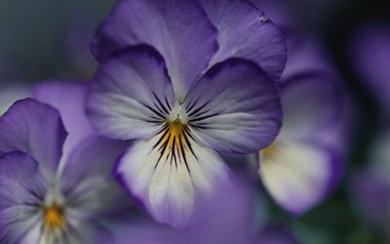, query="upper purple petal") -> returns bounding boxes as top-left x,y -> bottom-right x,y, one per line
86,45 -> 175,140
185,59 -> 282,154
278,72 -> 343,142
0,98 -> 67,174
91,0 -> 218,98
33,81 -> 95,159
201,0 -> 287,81
281,30 -> 337,82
